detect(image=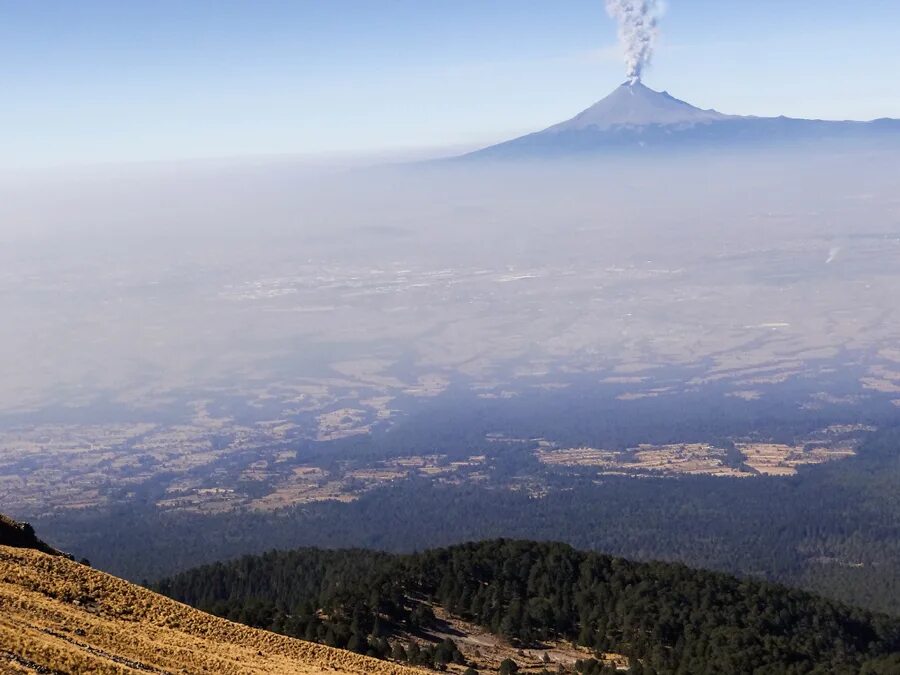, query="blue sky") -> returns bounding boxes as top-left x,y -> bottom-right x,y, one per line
3,0 -> 900,167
